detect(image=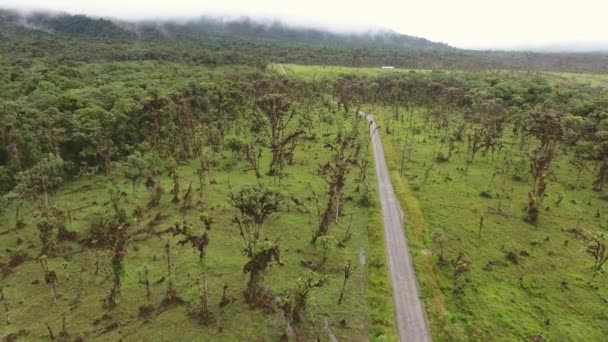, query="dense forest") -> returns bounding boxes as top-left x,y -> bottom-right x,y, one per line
1,7 -> 608,341
2,9 -> 608,73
